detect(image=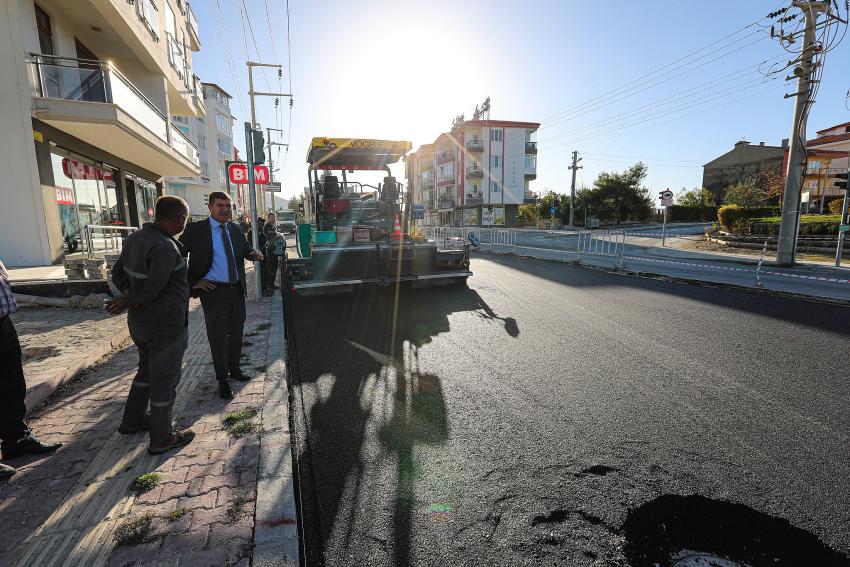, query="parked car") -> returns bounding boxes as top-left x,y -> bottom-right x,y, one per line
277,210 -> 297,234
